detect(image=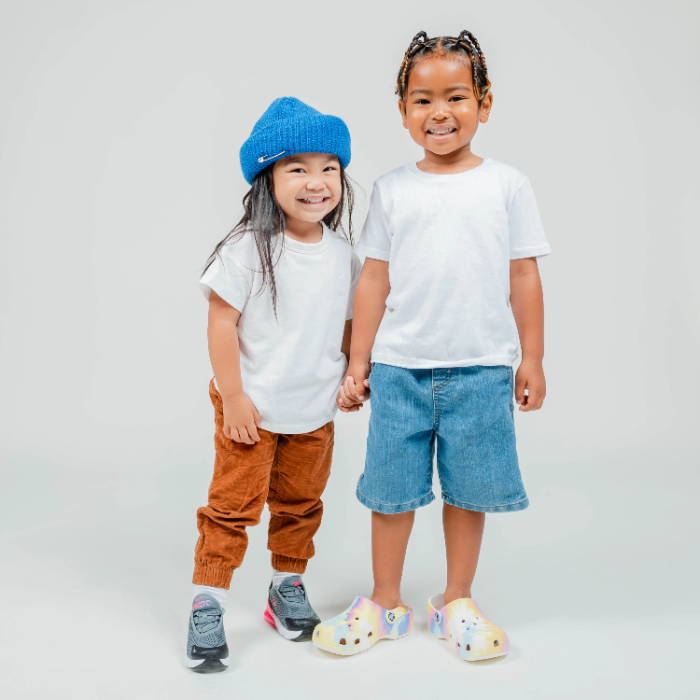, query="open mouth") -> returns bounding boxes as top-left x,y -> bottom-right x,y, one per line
427,127 -> 457,136
297,196 -> 331,205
